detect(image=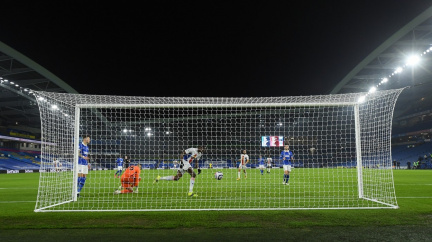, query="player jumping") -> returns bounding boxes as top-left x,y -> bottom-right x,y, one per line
154,146 -> 204,197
